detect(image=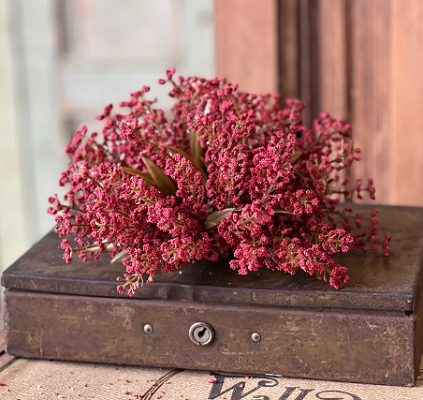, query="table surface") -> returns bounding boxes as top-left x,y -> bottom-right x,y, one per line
1,333 -> 423,399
